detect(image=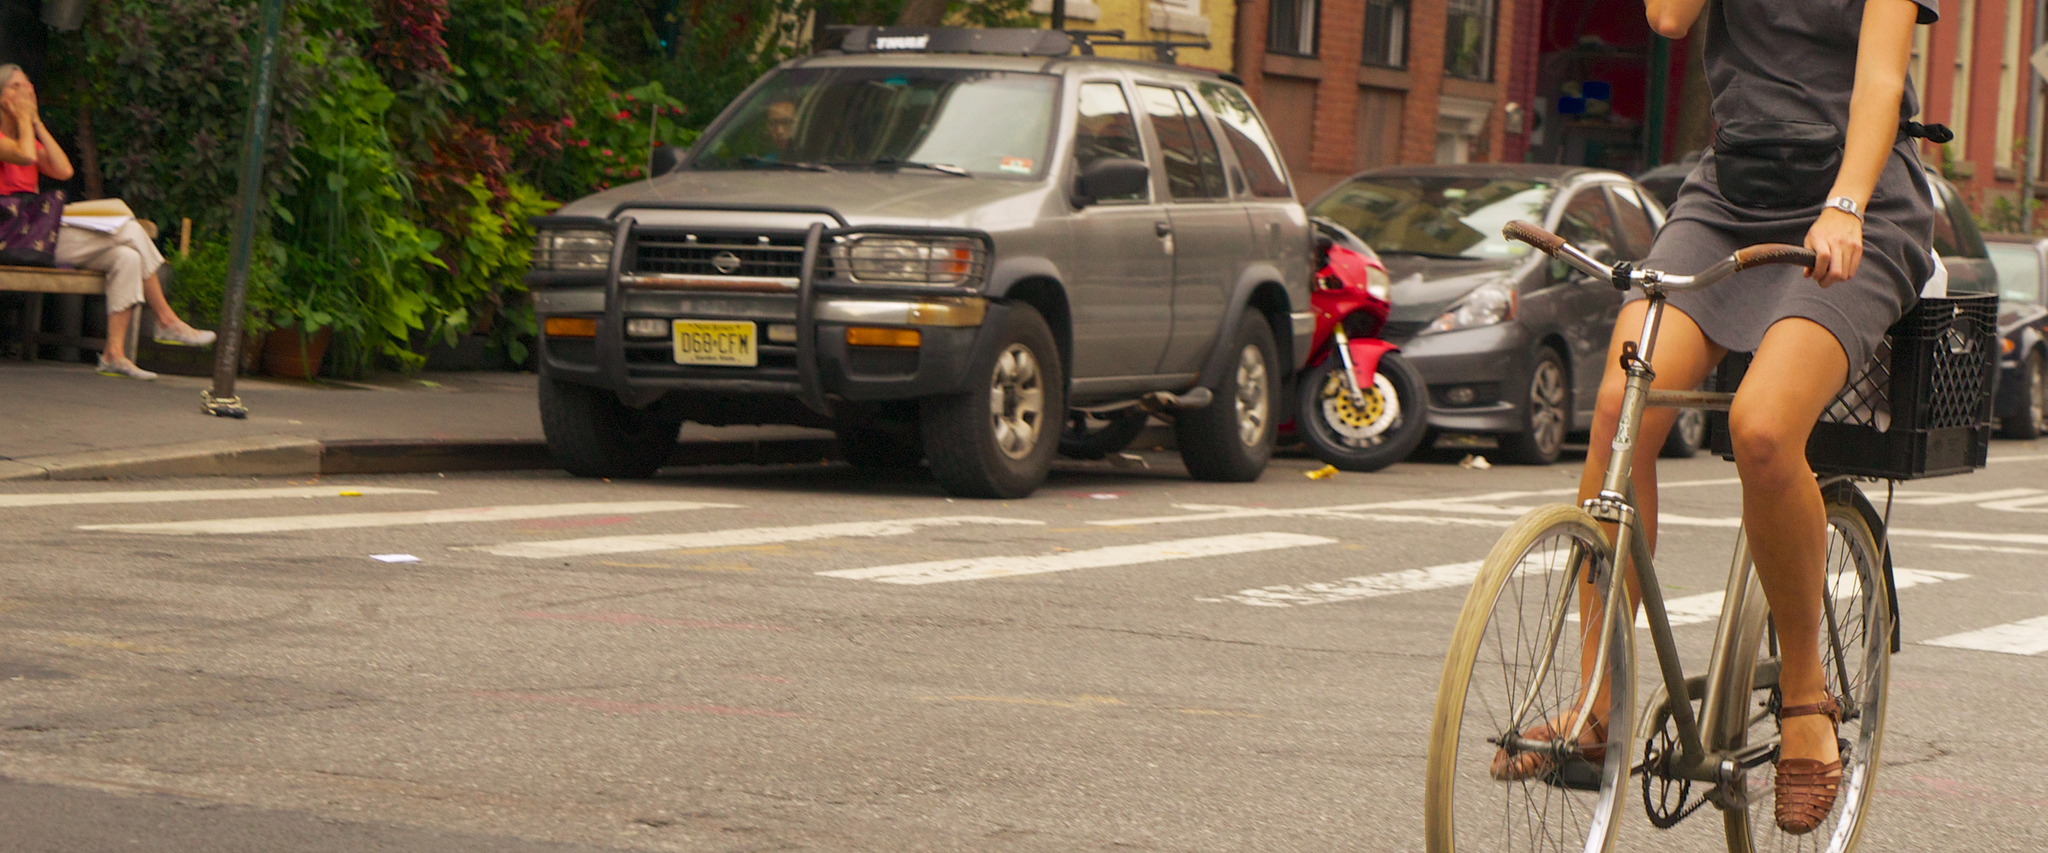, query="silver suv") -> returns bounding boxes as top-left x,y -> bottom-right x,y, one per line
526,27 -> 1312,498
